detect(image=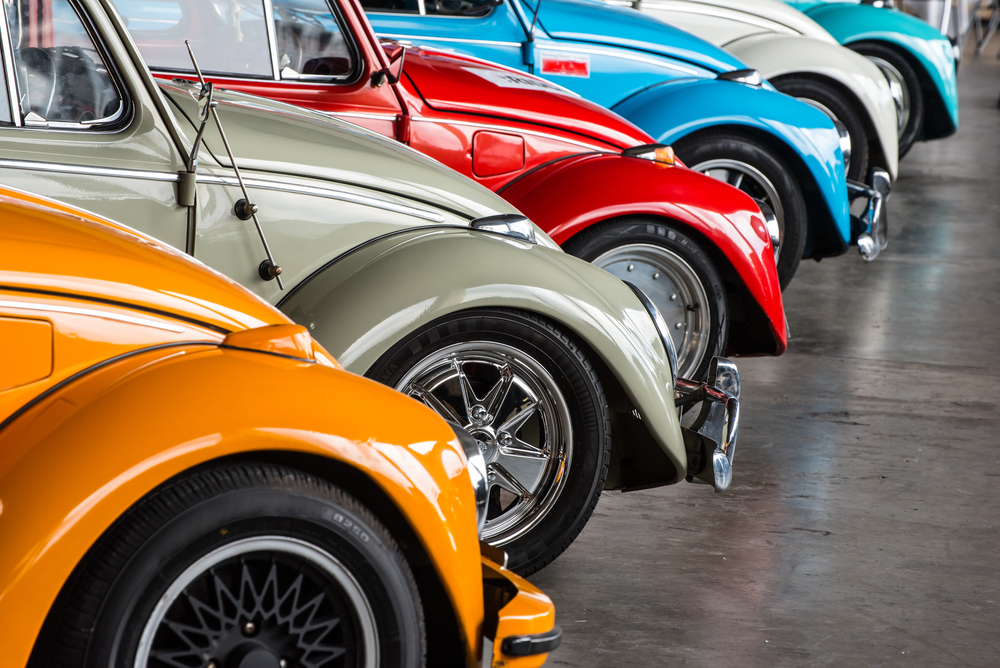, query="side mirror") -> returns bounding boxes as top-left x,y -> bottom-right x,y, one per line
388,46 -> 405,85
371,46 -> 406,88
